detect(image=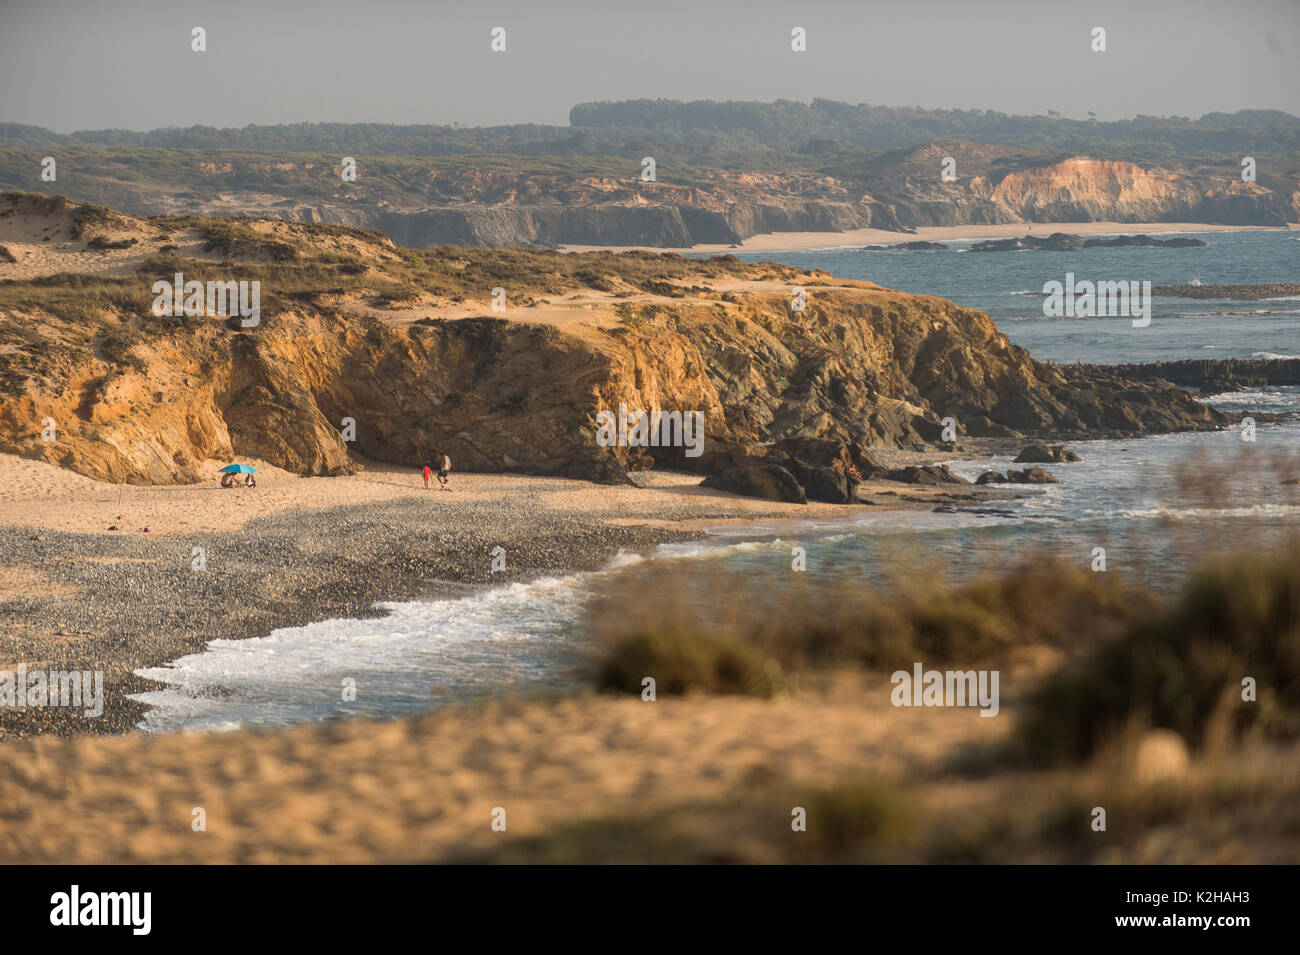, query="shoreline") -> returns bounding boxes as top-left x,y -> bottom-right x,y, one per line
0,452 -> 986,739
560,221 -> 1298,256
5,401 -> 1293,740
